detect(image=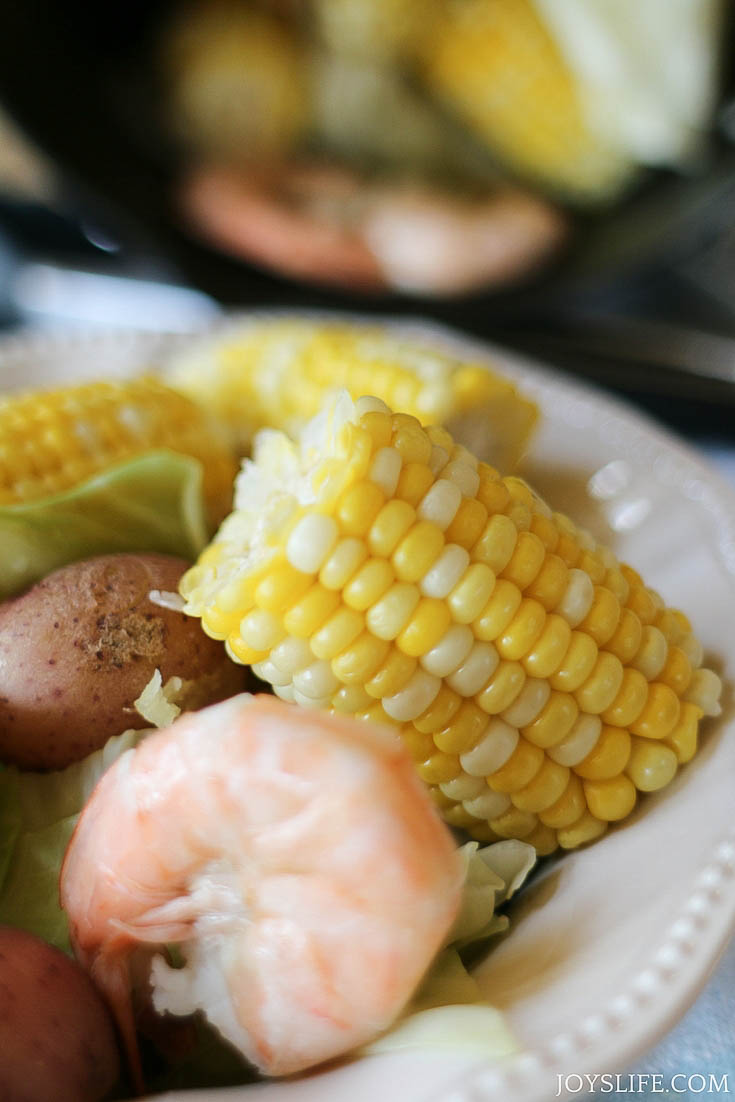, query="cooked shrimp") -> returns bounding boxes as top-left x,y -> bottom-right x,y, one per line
60,693 -> 463,1086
